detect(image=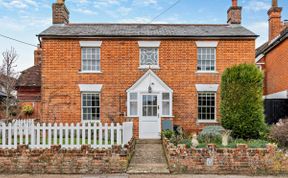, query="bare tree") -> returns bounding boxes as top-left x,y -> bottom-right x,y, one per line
0,47 -> 18,122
